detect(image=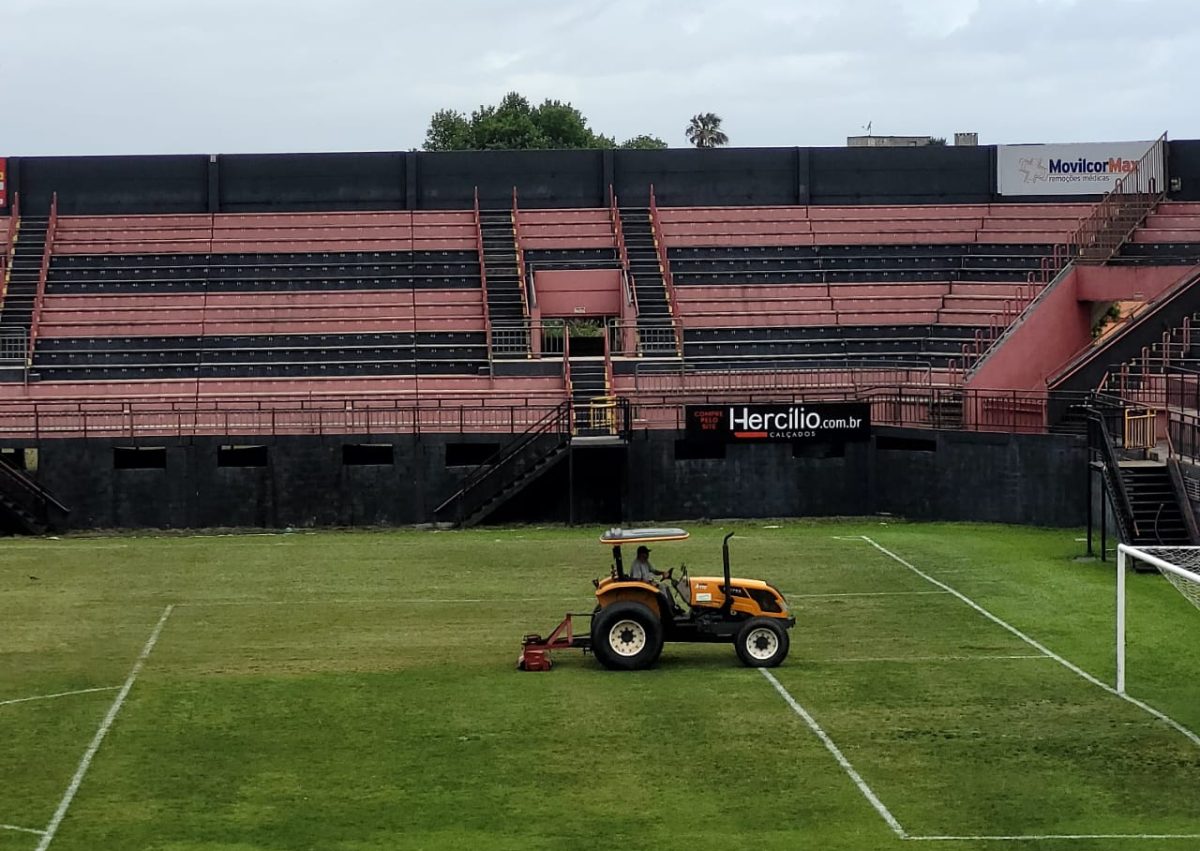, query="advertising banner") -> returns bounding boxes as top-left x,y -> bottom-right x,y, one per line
0,158 -> 6,208
685,402 -> 871,444
996,140 -> 1160,196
